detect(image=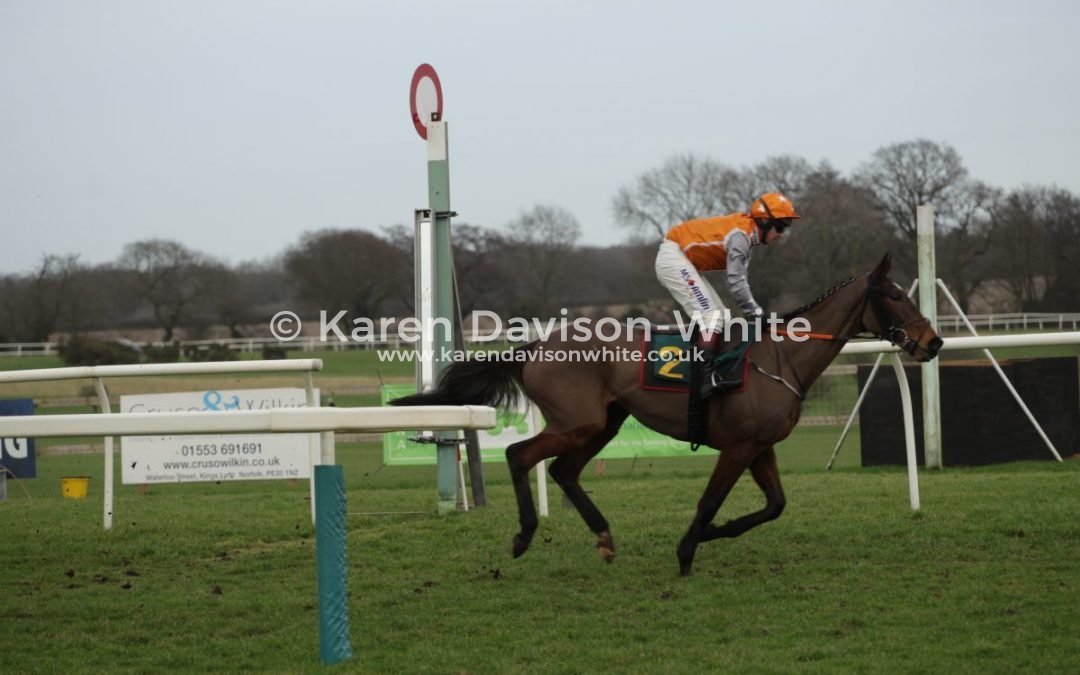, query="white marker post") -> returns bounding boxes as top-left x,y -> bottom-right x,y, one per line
918,205 -> 942,469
